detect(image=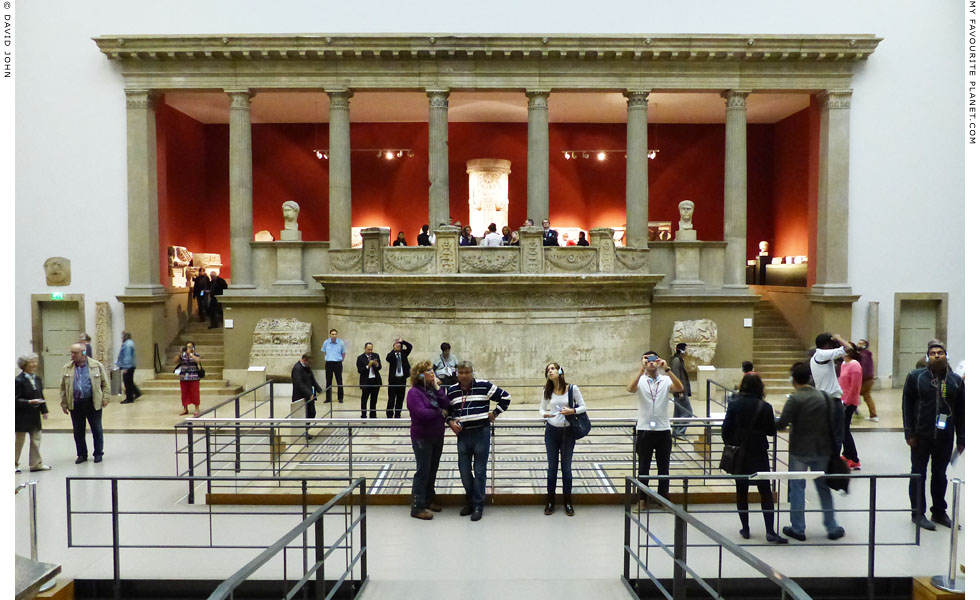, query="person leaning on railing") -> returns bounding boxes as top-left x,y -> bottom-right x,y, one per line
721,373 -> 787,544
538,362 -> 586,517
406,360 -> 450,520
